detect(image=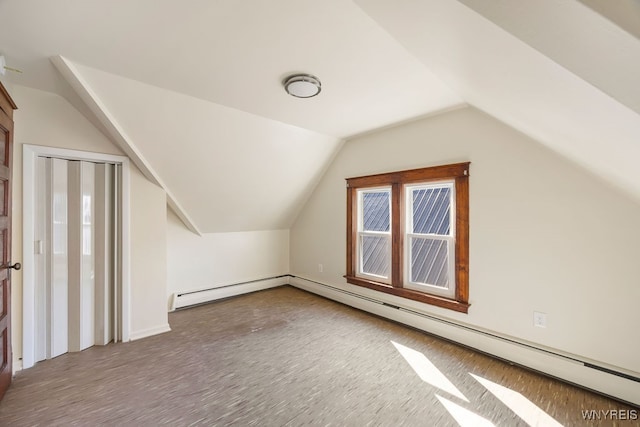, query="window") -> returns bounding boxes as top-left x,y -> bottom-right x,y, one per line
346,162 -> 470,313
358,187 -> 392,283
